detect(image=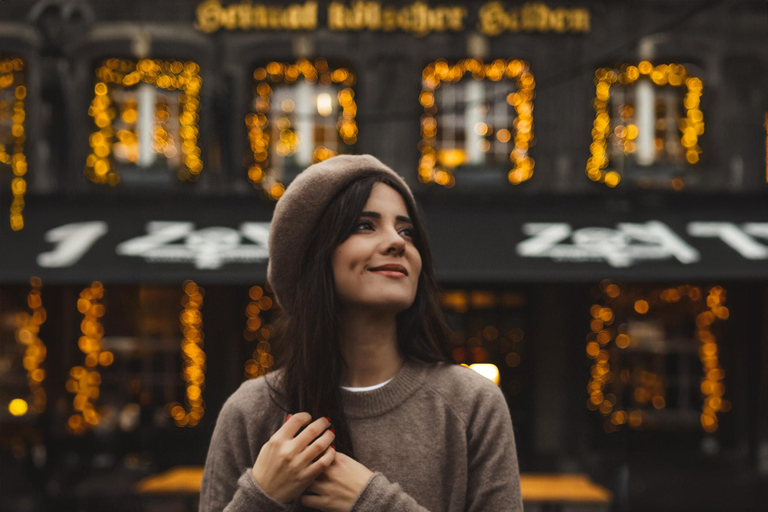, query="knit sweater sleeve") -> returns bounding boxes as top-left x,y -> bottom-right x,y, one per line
351,472 -> 430,511
464,378 -> 524,512
198,382 -> 289,512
